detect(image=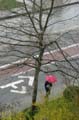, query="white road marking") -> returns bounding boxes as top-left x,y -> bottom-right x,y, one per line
0,76 -> 34,94
69,54 -> 79,58
0,43 -> 78,94
0,80 -> 24,89
11,68 -> 35,77
28,77 -> 34,86
0,43 -> 79,70
11,72 -> 26,77
12,53 -> 79,77
0,64 -> 11,69
44,43 -> 79,55
10,86 -> 27,94
18,76 -> 34,86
